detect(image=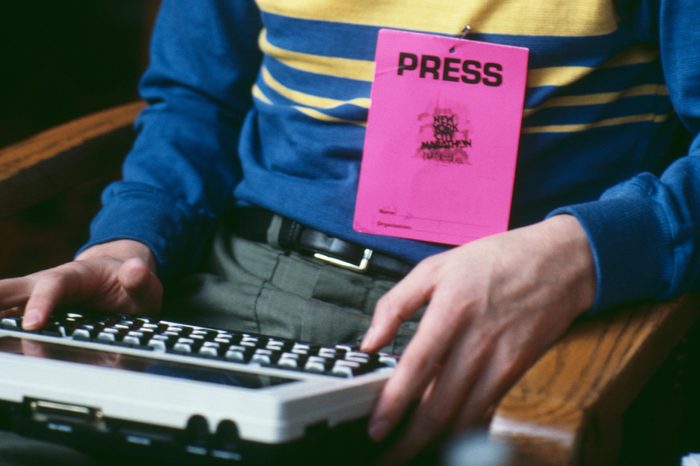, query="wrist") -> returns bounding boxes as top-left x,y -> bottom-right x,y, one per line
76,240 -> 157,273
539,214 -> 597,317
